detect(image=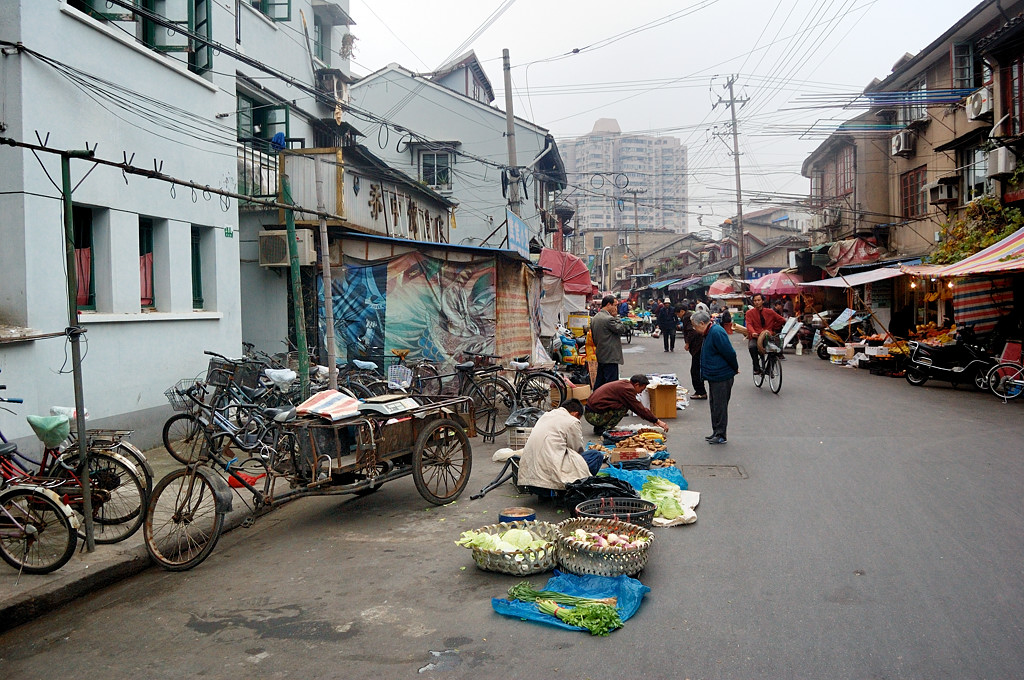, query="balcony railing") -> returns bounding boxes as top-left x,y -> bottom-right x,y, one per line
237,138 -> 279,204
